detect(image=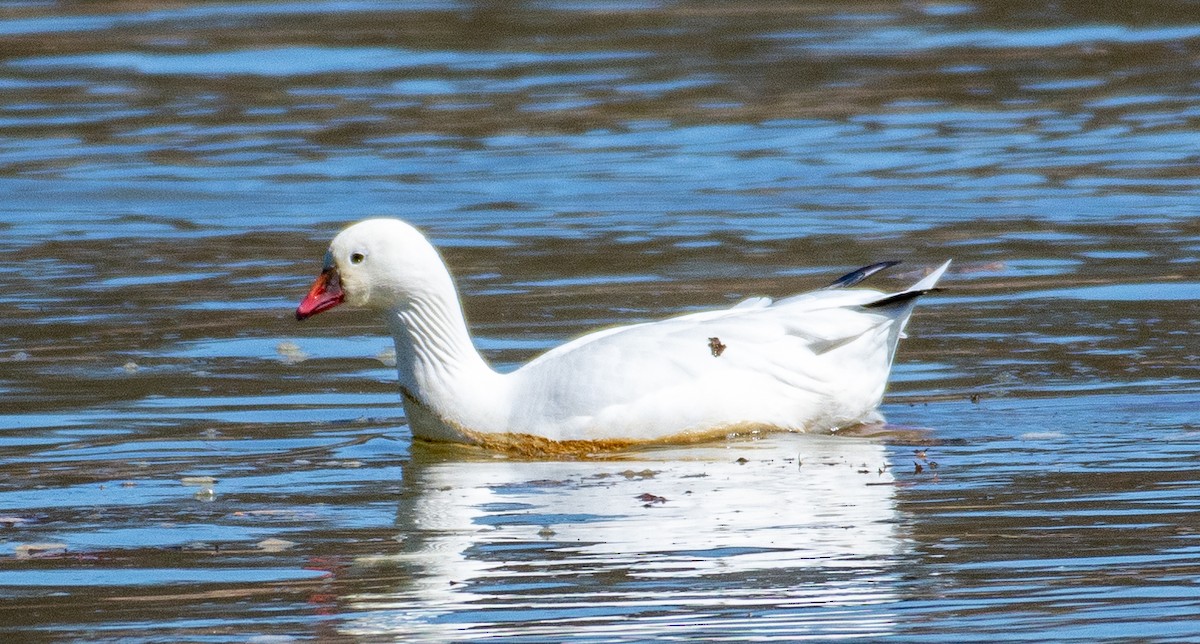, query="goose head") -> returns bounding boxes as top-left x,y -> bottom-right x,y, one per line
296,218 -> 454,320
